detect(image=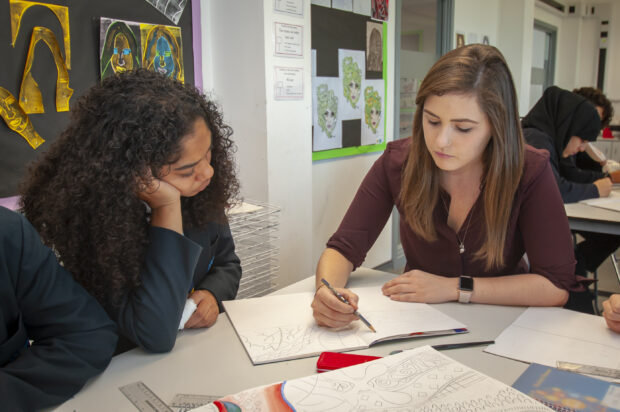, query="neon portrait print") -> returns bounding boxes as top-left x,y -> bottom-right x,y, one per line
364,86 -> 381,134
316,84 -> 338,138
342,56 -> 362,109
143,25 -> 183,81
100,20 -> 141,80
